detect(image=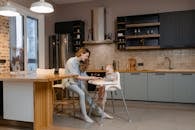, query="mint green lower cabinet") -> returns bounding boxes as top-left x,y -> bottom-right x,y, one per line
148,73 -> 174,102
108,72 -> 195,103
124,73 -> 148,100
173,73 -> 195,103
